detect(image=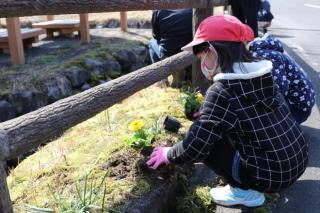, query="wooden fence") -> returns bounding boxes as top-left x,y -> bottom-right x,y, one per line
3,14 -> 90,65
0,0 -> 228,212
0,0 -> 228,17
